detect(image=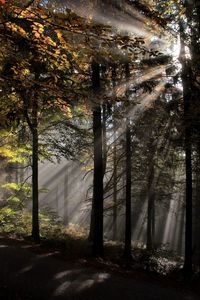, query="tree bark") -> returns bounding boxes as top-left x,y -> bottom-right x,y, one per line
31,97 -> 40,242
180,21 -> 193,276
22,91 -> 40,242
113,121 -> 118,240
146,137 -> 156,251
64,171 -> 69,226
147,164 -> 155,251
184,124 -> 193,276
90,60 -> 104,257
112,64 -> 117,240
124,63 -> 132,259
102,103 -> 107,176
124,120 -> 132,258
92,105 -> 104,256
